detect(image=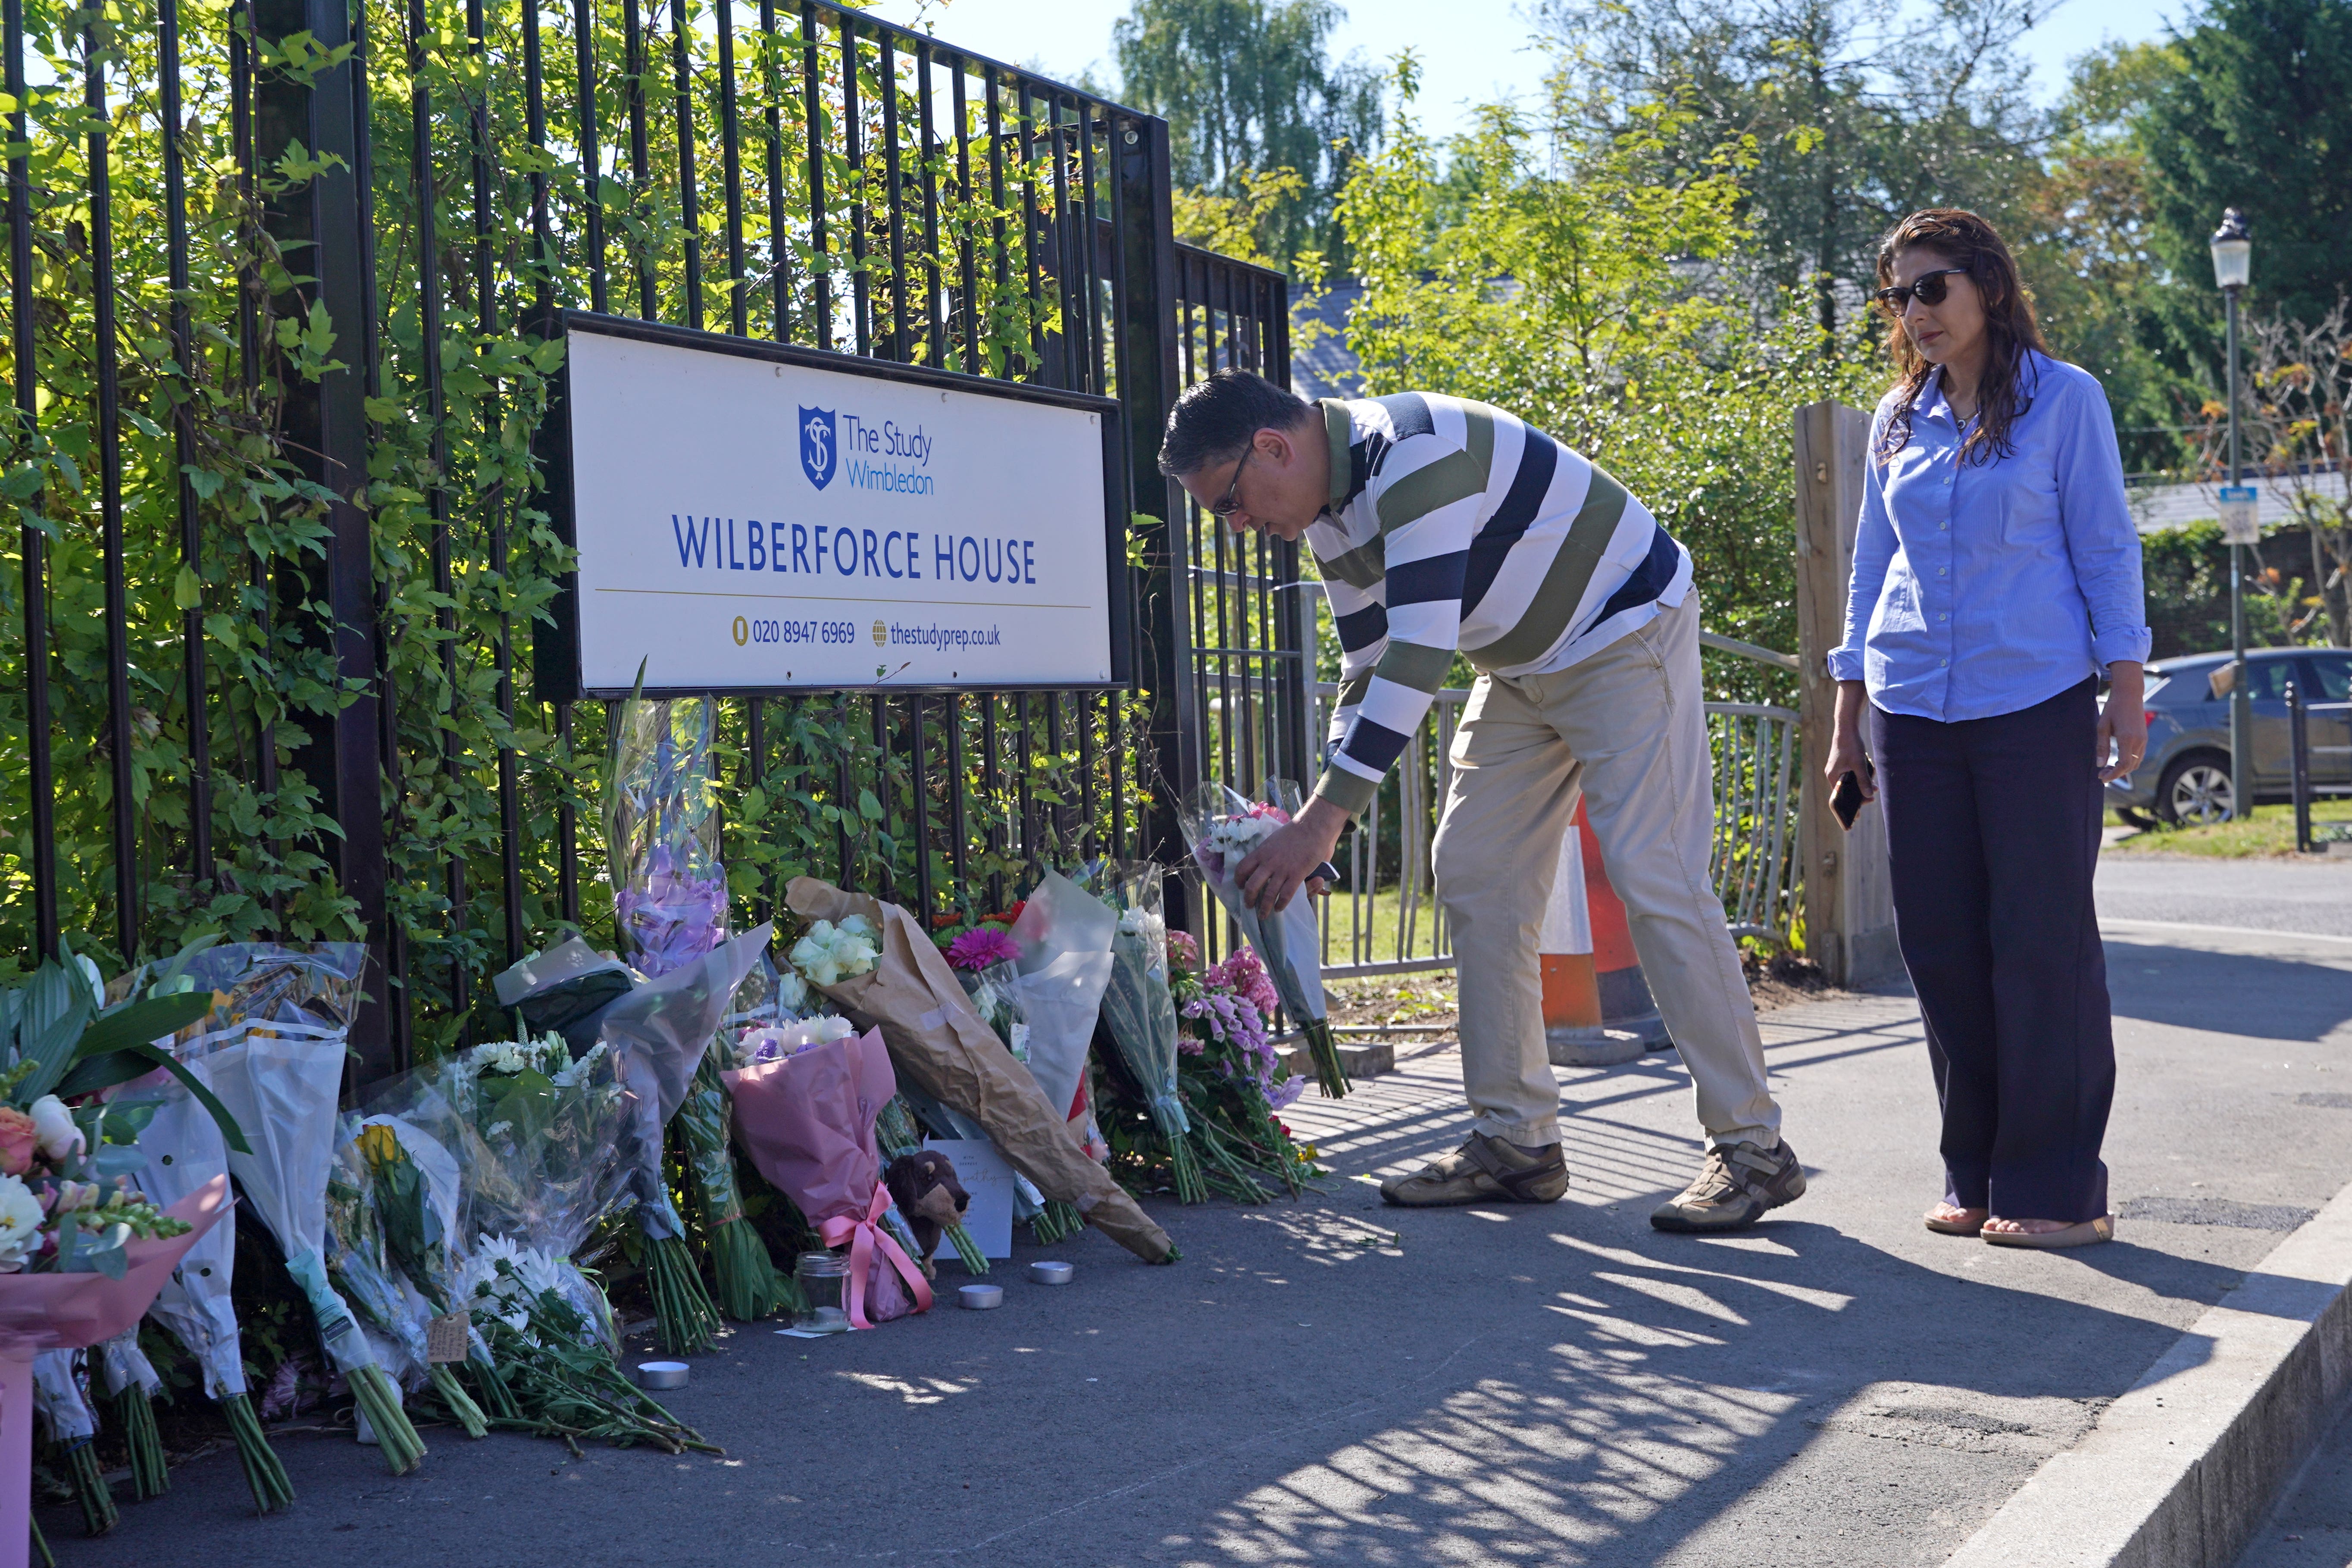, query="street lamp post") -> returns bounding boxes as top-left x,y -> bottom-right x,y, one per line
2210,208 -> 2253,820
